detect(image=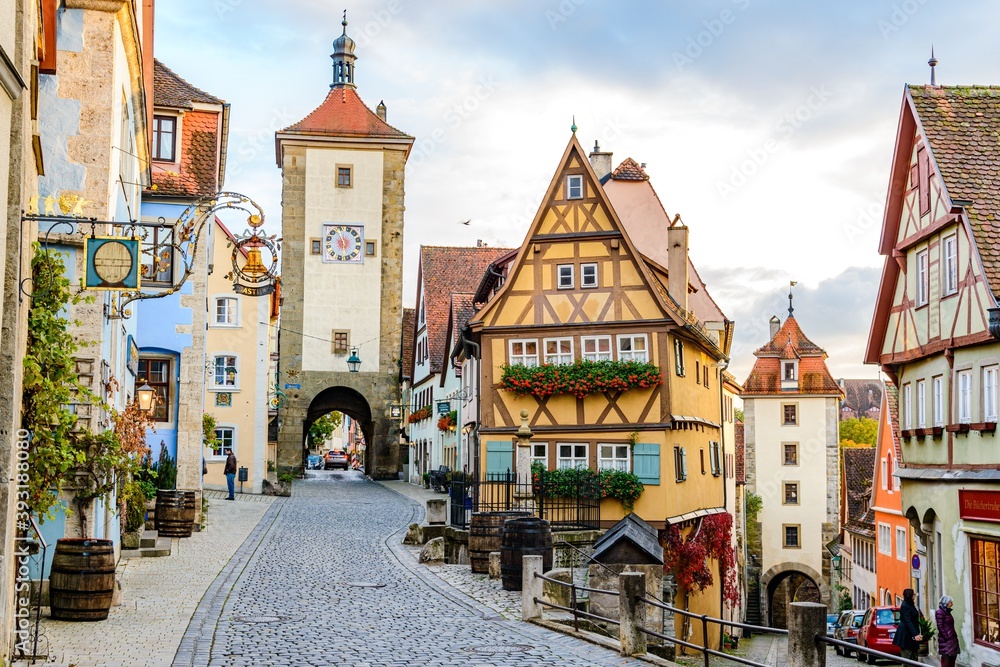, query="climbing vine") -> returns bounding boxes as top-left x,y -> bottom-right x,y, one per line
662,513 -> 739,605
